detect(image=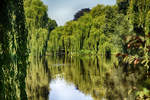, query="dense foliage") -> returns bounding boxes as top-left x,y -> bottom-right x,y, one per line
116,0 -> 150,74
24,0 -> 57,58
47,0 -> 150,99
0,0 -> 28,99
47,0 -> 150,72
0,0 -> 150,99
0,0 -> 56,99
48,5 -> 132,56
